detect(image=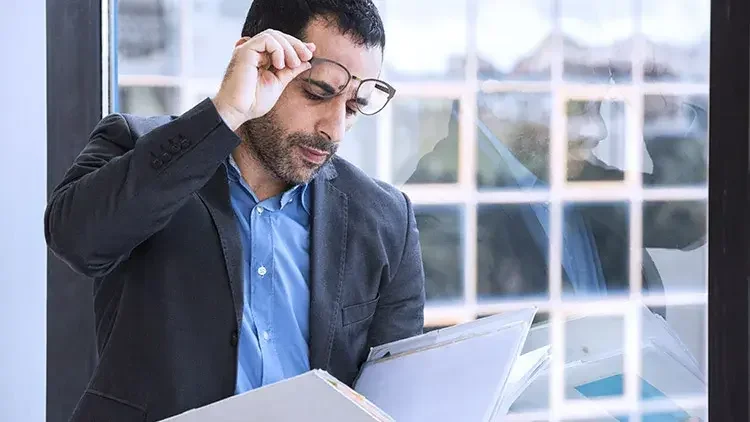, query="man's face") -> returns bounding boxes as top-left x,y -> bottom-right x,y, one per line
478,93 -> 608,180
238,17 -> 383,185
